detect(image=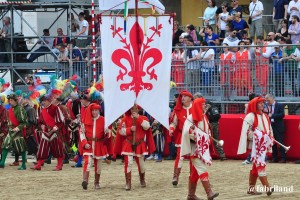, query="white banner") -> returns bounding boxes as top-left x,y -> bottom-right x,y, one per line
101,16 -> 172,128
99,0 -> 165,14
